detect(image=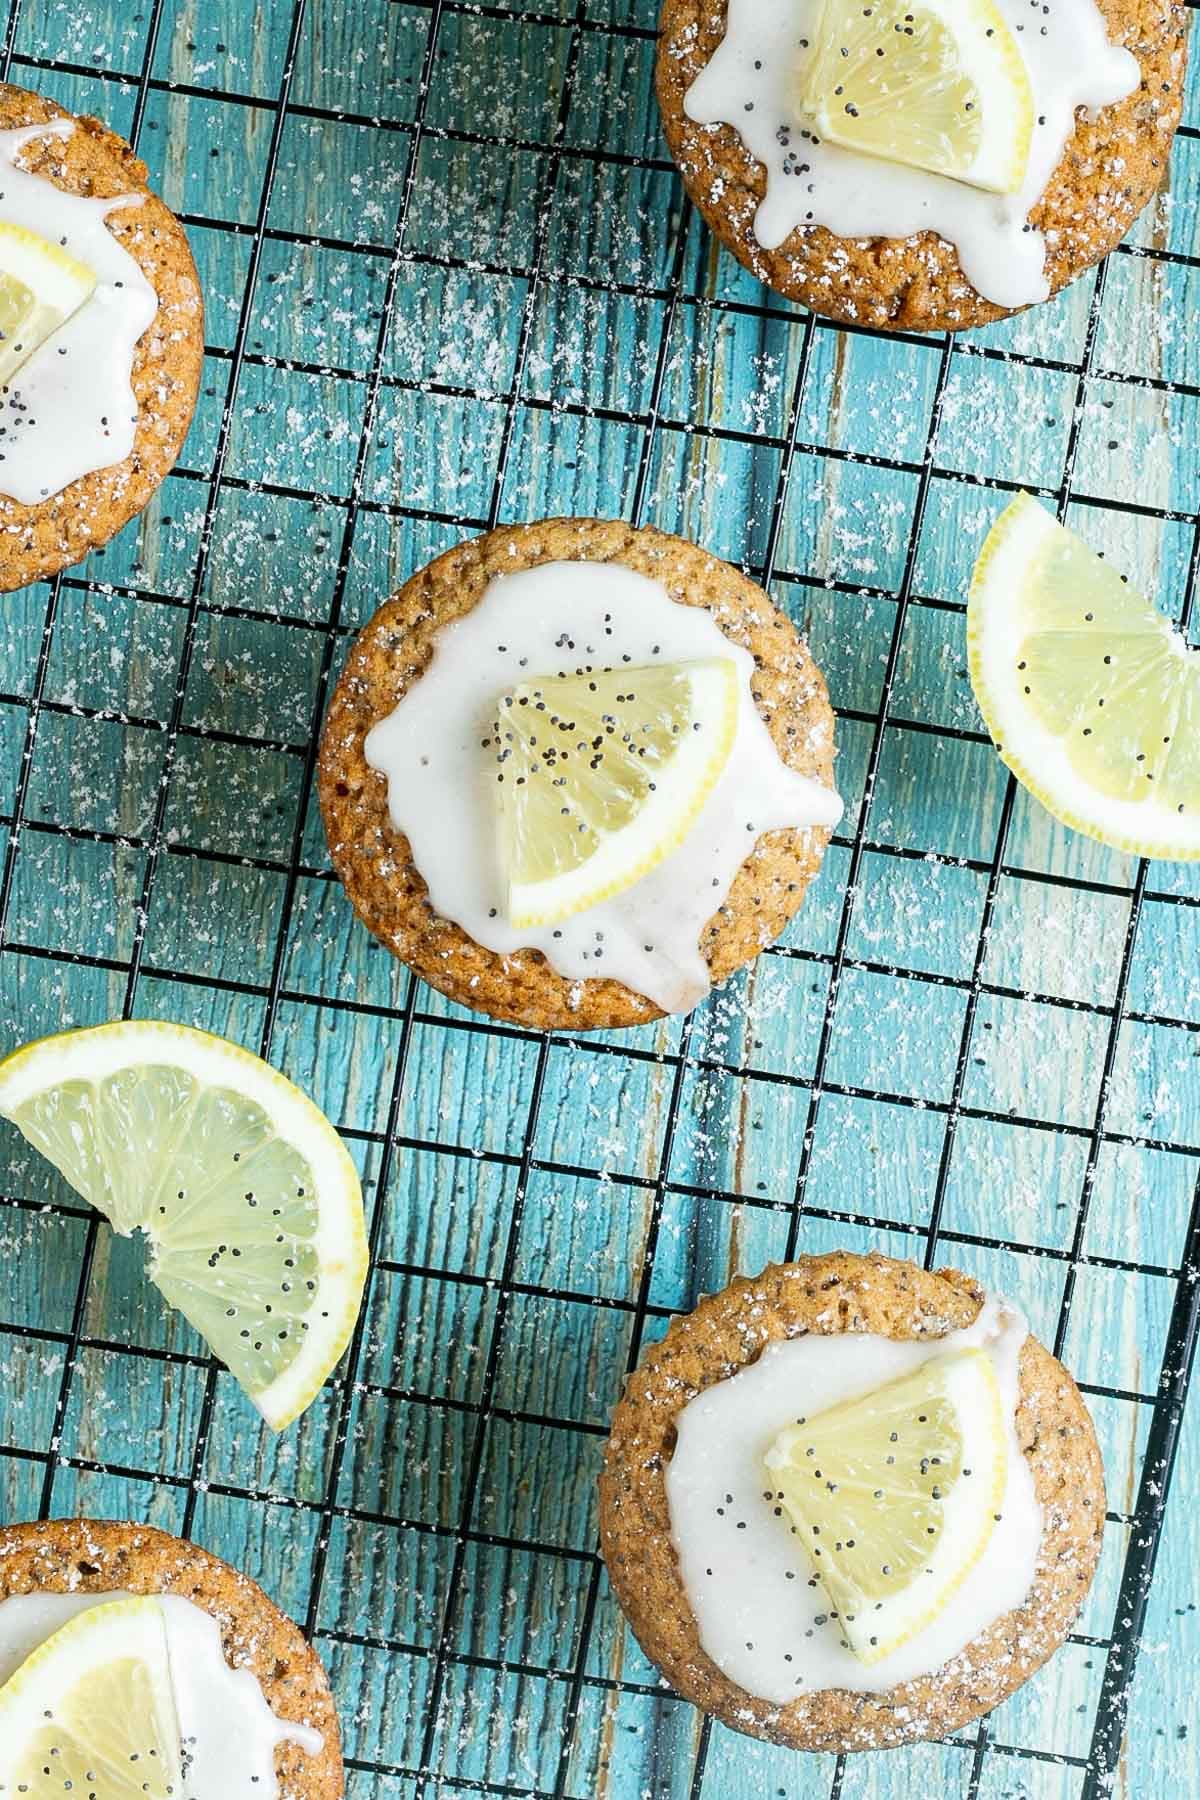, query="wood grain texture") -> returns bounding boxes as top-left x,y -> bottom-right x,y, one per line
0,0 -> 1196,1796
